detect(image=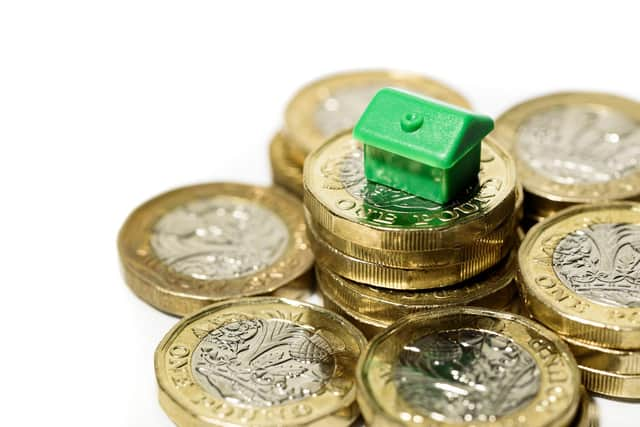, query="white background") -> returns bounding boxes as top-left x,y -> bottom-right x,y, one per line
1,1 -> 638,426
